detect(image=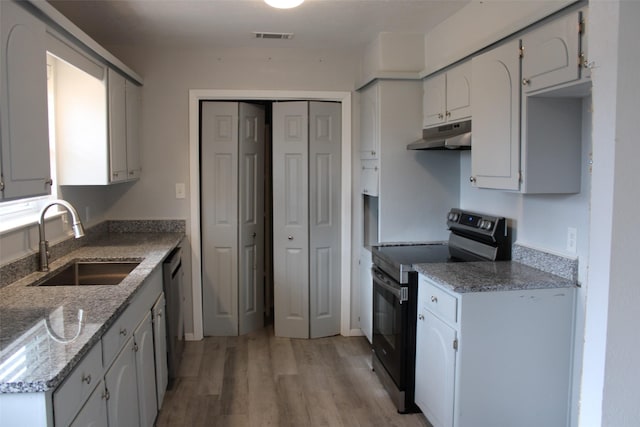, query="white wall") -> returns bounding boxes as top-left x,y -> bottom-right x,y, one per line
100,44 -> 359,336
581,1 -> 640,426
